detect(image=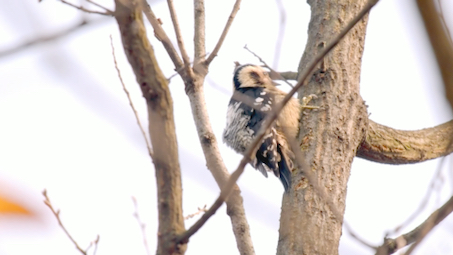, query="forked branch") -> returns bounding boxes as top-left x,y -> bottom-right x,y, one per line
176,0 -> 380,243
204,0 -> 242,65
